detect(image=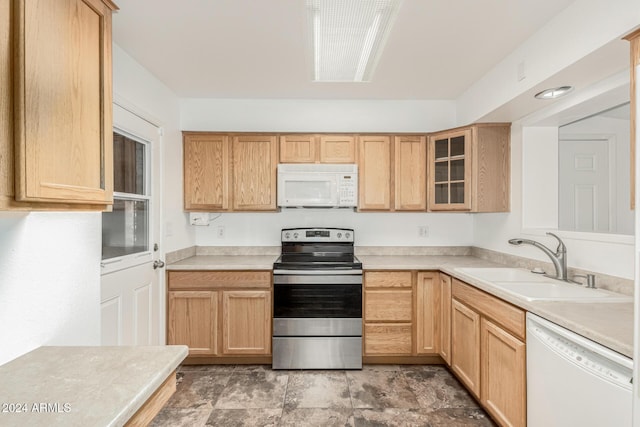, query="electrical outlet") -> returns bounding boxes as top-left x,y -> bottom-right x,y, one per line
217,226 -> 225,239
418,226 -> 429,238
